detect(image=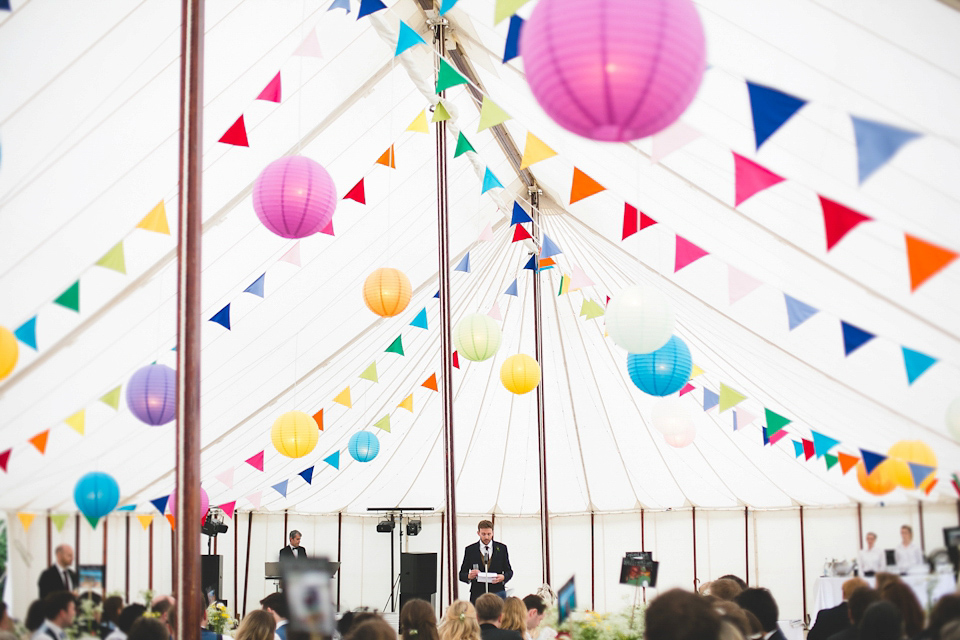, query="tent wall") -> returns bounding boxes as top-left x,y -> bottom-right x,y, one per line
7,503 -> 958,622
